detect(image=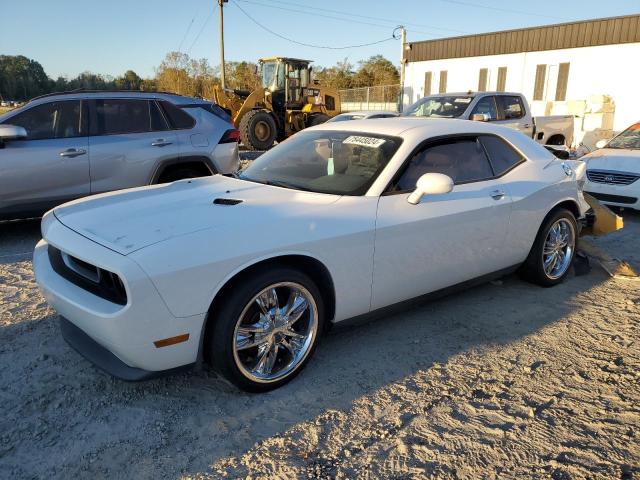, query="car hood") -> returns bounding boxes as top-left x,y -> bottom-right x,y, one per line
53,175 -> 341,255
584,148 -> 640,173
